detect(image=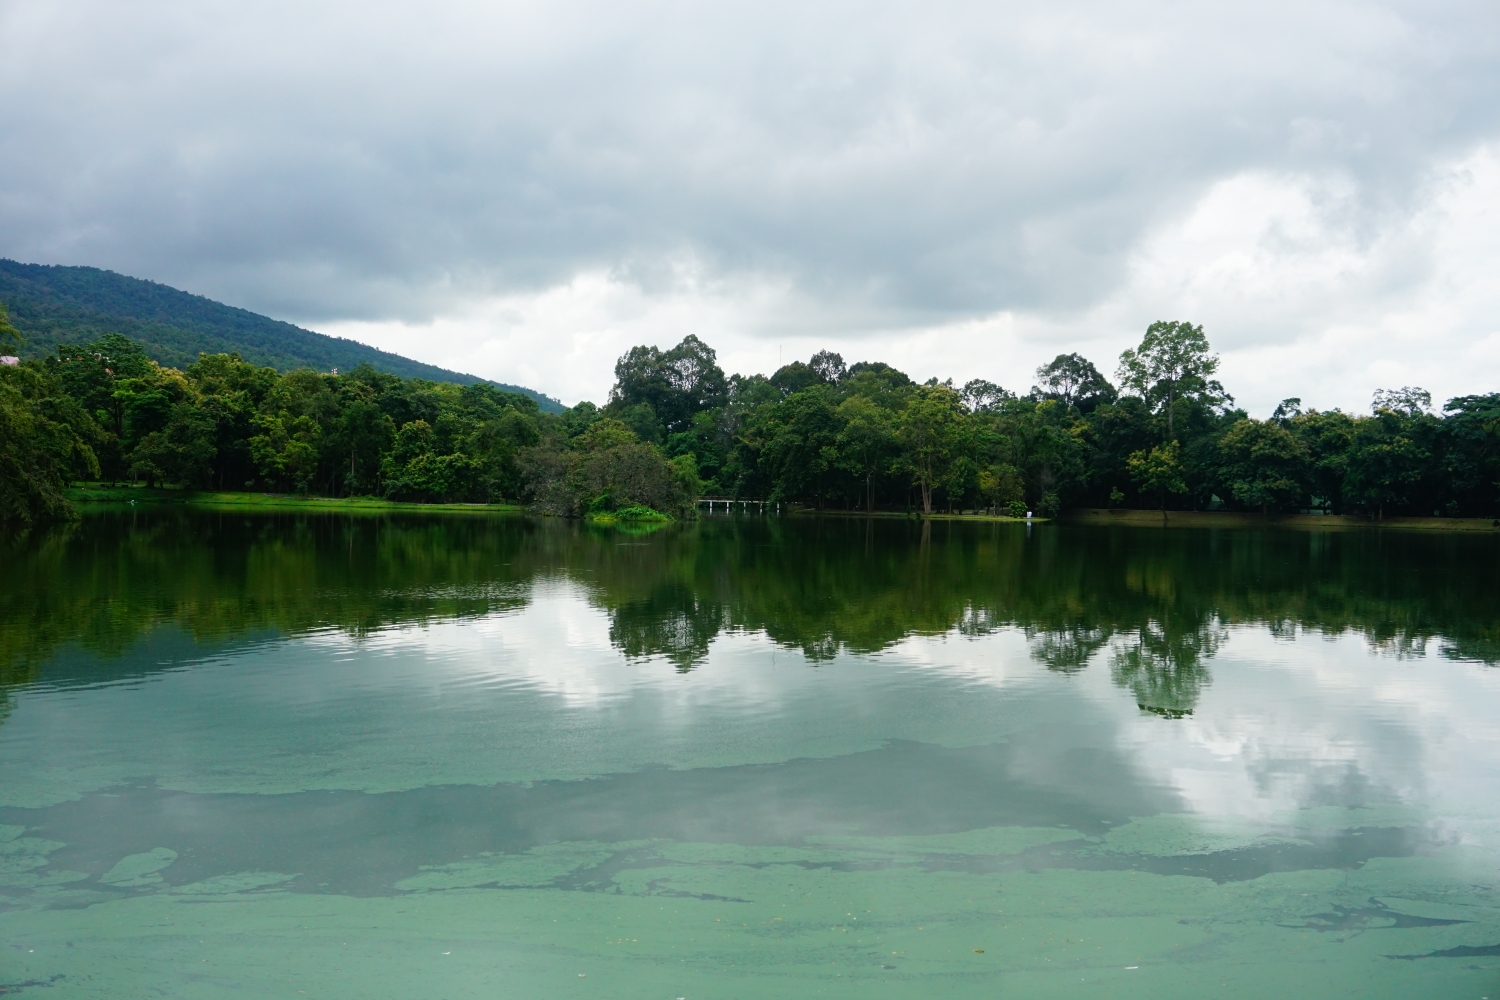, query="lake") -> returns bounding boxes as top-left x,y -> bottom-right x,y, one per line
2,509 -> 1498,998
